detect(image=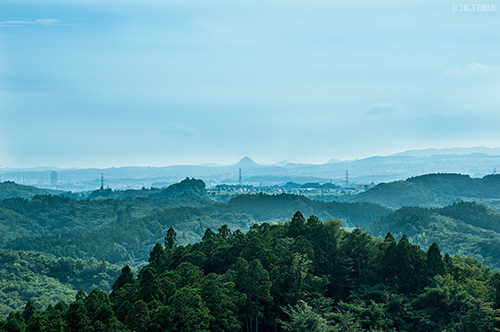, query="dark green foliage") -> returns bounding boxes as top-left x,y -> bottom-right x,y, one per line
150,177 -> 207,198
0,186 -> 389,280
427,242 -> 446,277
138,267 -> 164,303
355,173 -> 500,210
2,312 -> 25,332
370,202 -> 500,270
1,212 -> 499,331
440,201 -> 500,232
288,211 -> 306,237
21,301 -> 37,323
200,273 -> 242,331
88,177 -> 208,200
111,265 -> 133,294
226,193 -> 390,227
65,300 -> 91,332
149,243 -> 168,272
0,181 -> 62,200
0,189 -> 209,247
170,286 -> 211,332
4,205 -> 256,266
164,226 -> 177,250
